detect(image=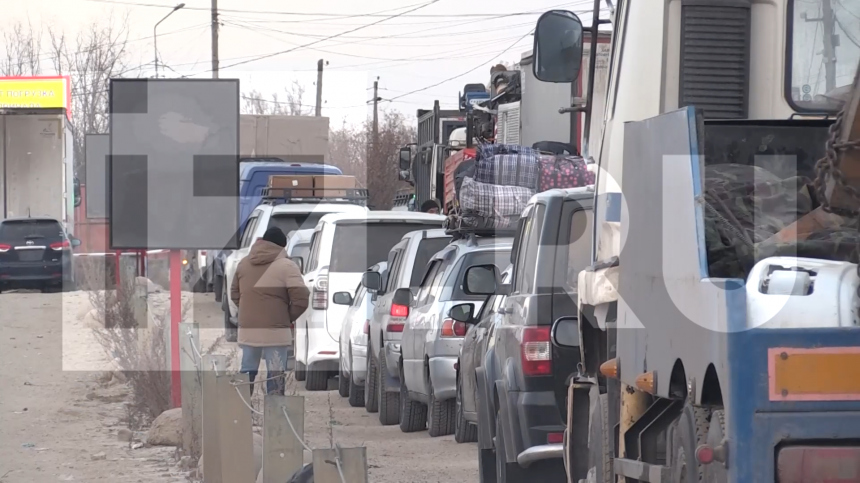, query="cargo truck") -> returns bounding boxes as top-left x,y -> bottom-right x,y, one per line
530,2 -> 860,483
